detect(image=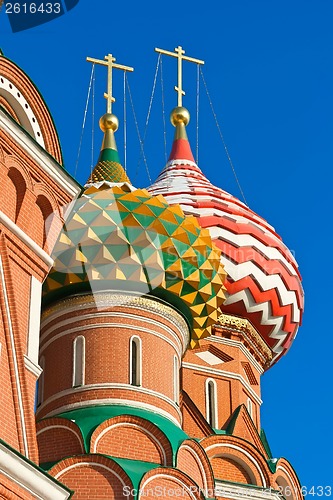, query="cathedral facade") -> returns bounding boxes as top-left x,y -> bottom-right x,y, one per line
0,50 -> 304,499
